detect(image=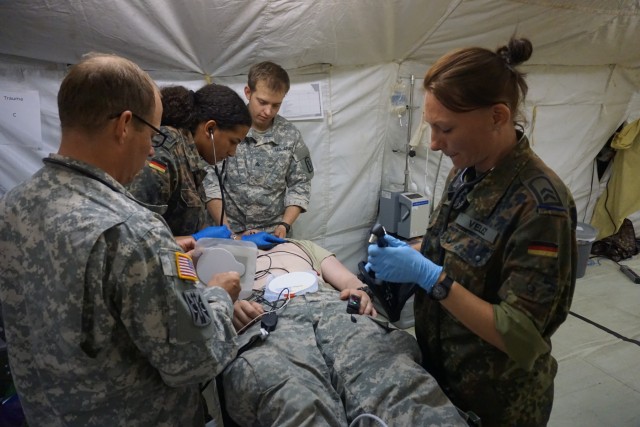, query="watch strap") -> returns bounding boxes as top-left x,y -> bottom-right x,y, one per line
429,274 -> 454,300
277,221 -> 291,233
